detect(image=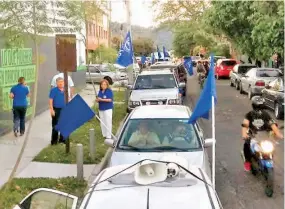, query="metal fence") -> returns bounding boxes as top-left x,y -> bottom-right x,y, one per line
0,36 -> 86,136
